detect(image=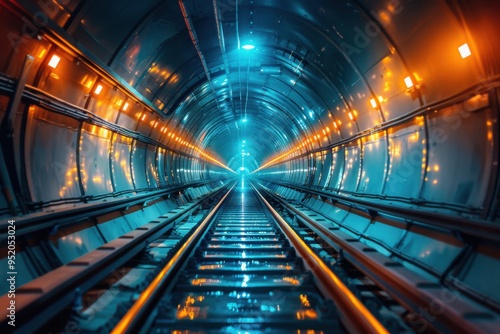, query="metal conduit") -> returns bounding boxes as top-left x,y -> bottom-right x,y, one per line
178,0 -> 224,117
213,0 -> 237,122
